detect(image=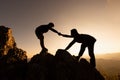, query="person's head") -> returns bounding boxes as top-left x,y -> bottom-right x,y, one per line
48,22 -> 54,28
71,29 -> 78,36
